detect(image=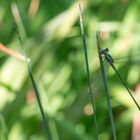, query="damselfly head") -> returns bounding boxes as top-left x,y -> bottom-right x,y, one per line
100,48 -> 109,55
